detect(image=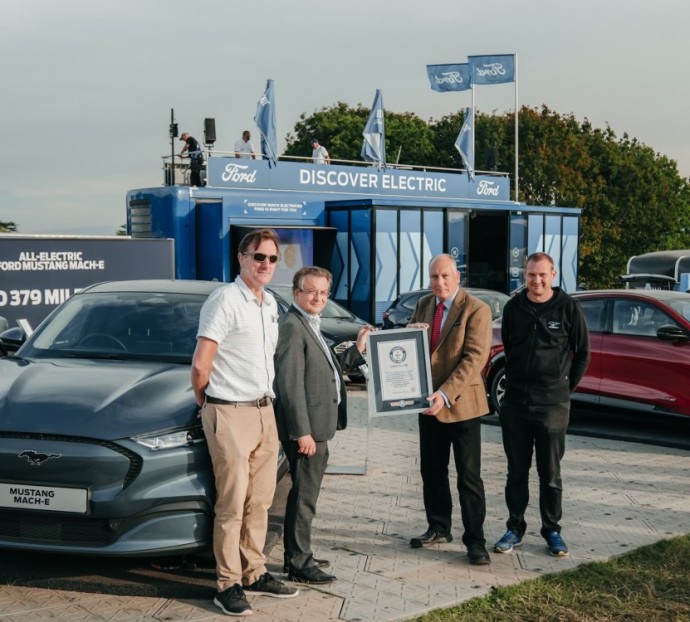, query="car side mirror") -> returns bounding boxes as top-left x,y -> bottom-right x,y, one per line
0,327 -> 26,355
656,324 -> 690,342
0,316 -> 7,332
